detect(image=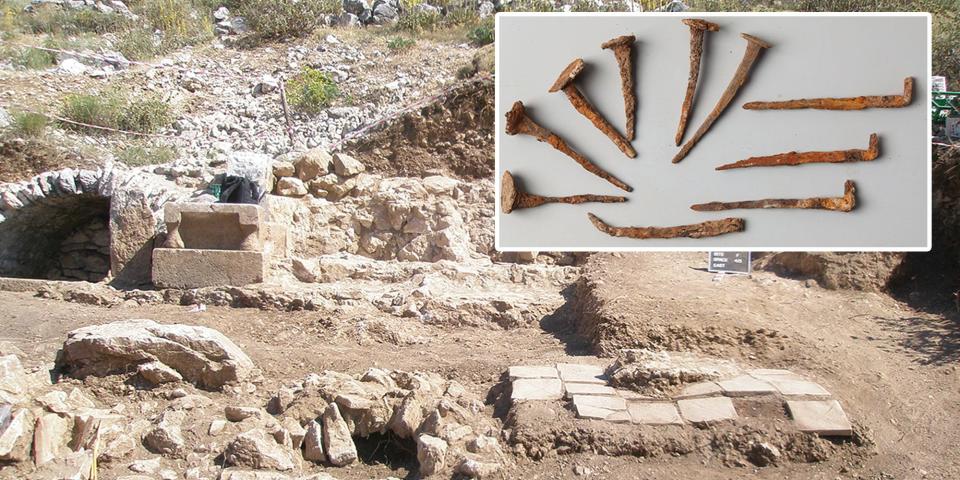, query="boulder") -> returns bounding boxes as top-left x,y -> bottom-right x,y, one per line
272,161 -> 295,178
33,413 -> 70,465
302,420 -> 325,462
416,434 -> 448,476
294,149 -> 333,182
57,319 -> 254,390
224,429 -> 298,471
108,183 -> 158,287
0,408 -> 32,462
275,177 -> 308,197
321,403 -> 357,466
332,153 -> 365,177
139,361 -> 183,385
142,410 -> 185,456
388,393 -> 422,439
